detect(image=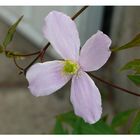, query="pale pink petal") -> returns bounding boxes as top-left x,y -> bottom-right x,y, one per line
70,70 -> 102,124
79,30 -> 111,71
26,61 -> 71,97
43,11 -> 80,61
